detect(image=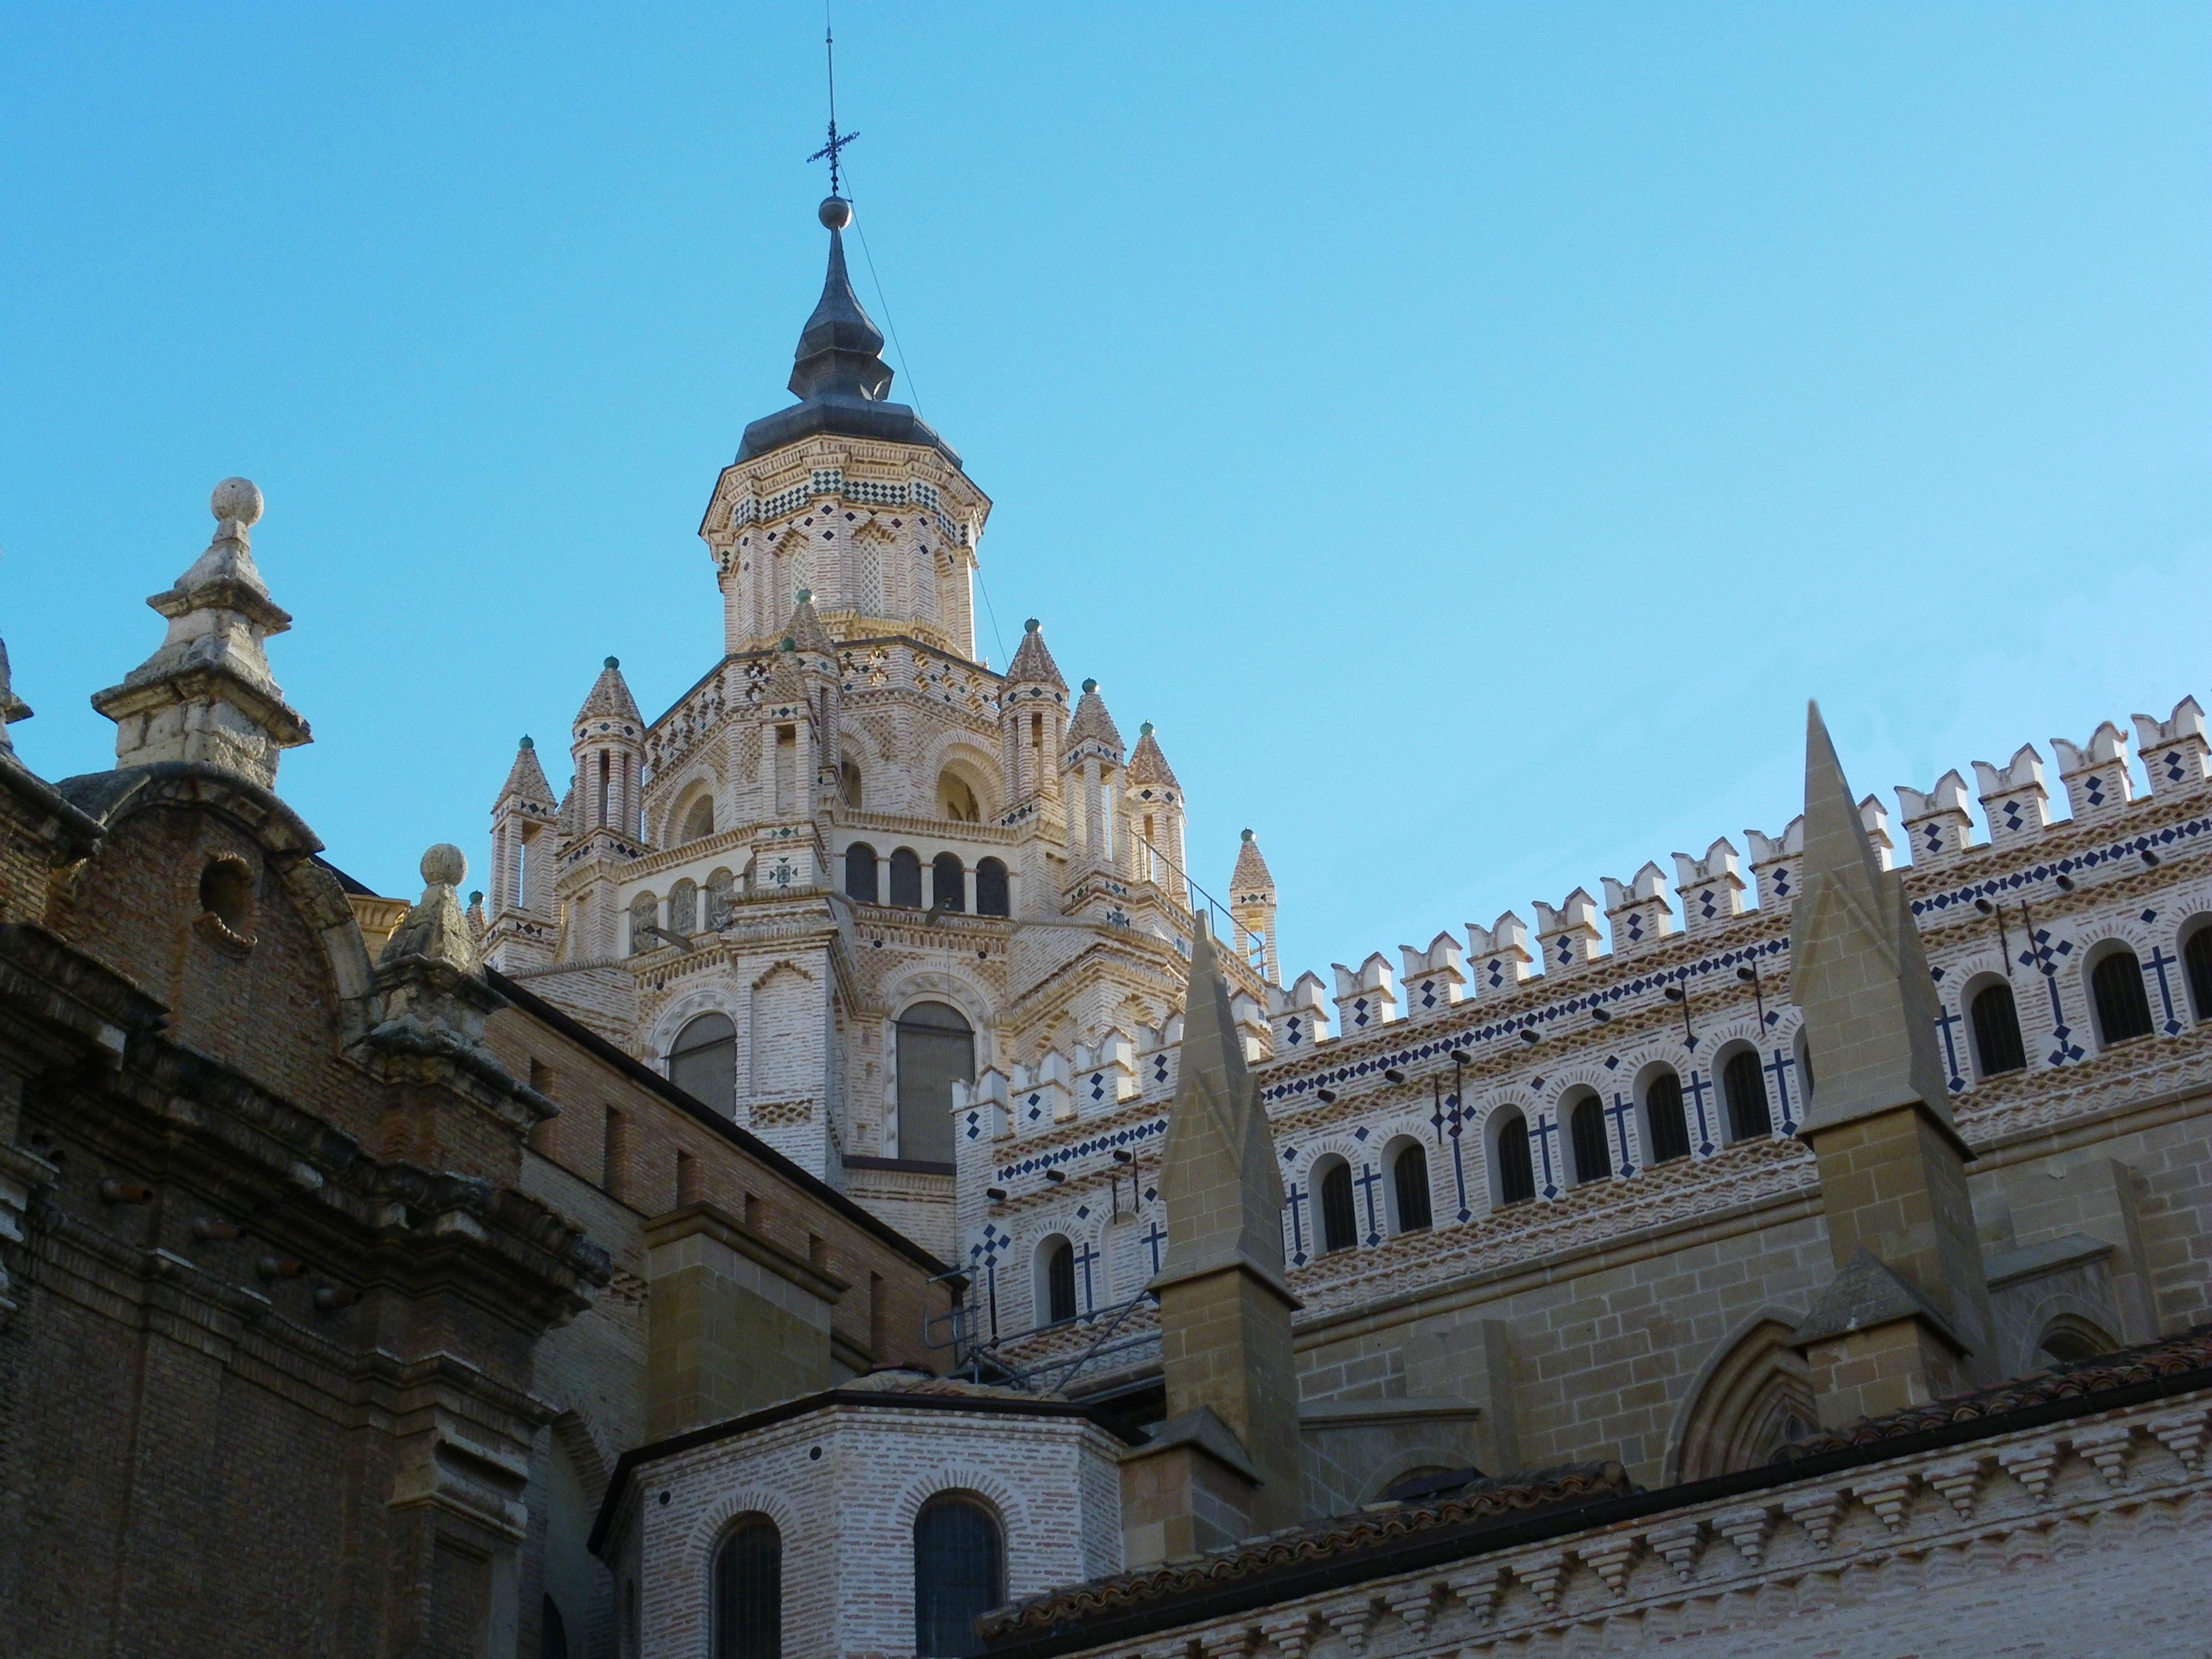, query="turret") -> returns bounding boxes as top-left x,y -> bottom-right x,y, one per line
91,478 -> 310,787
998,618 -> 1068,821
483,735 -> 559,972
570,656 -> 646,843
1228,829 -> 1279,985
1063,677 -> 1126,873
1126,721 -> 1187,905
